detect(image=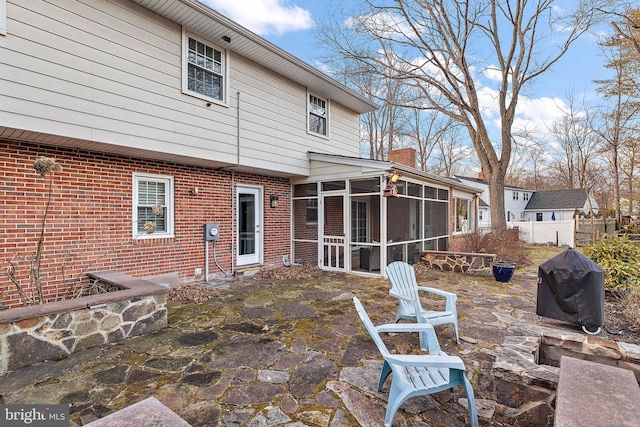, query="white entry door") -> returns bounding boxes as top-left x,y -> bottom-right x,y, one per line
237,186 -> 262,266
